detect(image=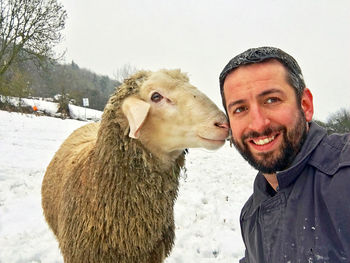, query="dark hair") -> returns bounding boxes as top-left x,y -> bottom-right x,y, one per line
219,47 -> 306,112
